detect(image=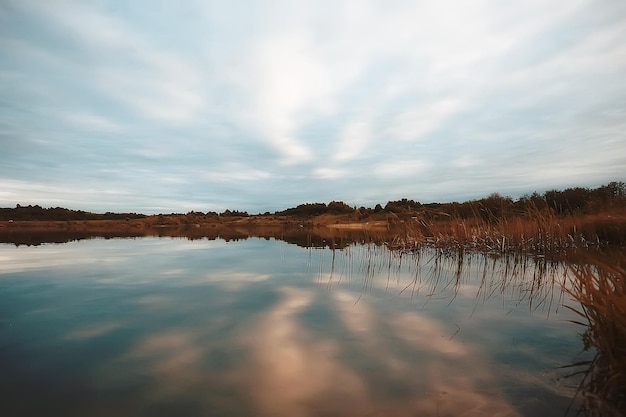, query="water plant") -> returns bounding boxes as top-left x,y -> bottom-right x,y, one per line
563,252 -> 626,416
384,204 -> 625,259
